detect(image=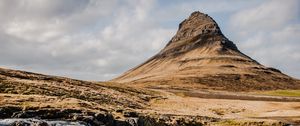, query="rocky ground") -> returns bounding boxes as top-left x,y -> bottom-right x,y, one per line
1,67 -> 300,126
